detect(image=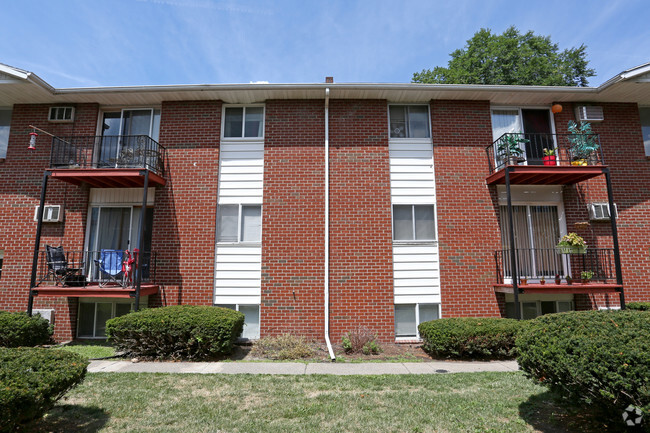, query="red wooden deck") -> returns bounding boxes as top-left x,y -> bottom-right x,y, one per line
33,283 -> 159,298
494,282 -> 622,295
486,165 -> 606,185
